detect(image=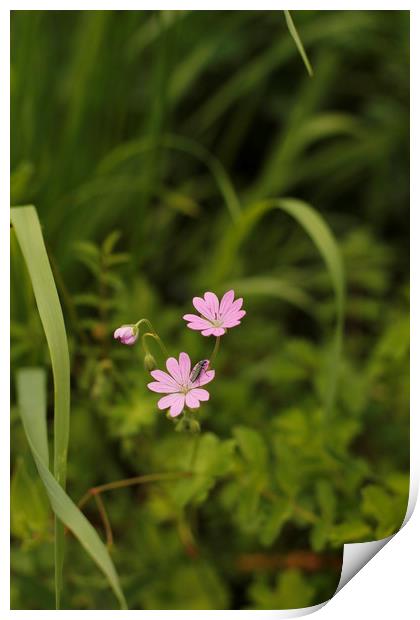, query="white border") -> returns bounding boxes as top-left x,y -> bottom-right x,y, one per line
3,3 -> 417,617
